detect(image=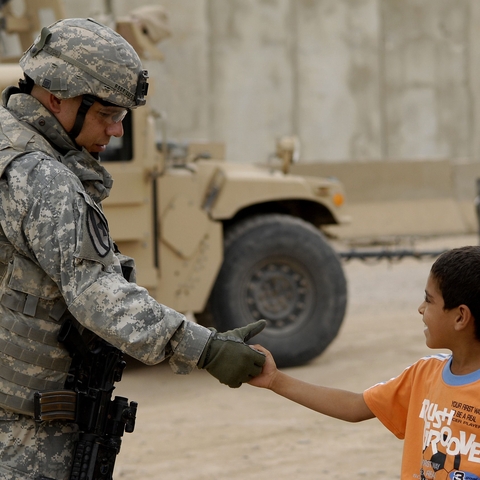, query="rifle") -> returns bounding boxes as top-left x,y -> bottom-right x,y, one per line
34,317 -> 137,480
